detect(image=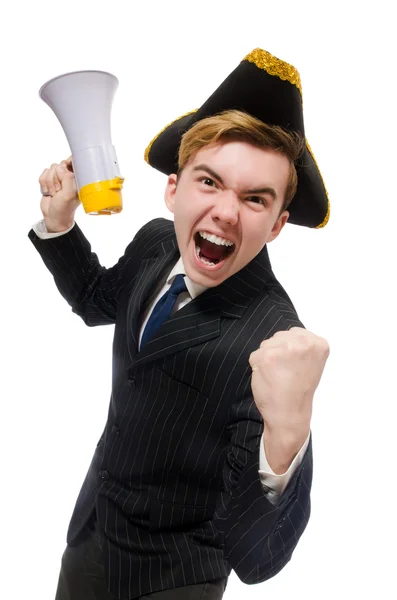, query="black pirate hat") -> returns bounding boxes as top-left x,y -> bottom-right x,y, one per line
144,48 -> 329,228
